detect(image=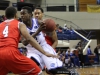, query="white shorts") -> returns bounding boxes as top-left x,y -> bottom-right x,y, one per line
41,44 -> 63,70
27,52 -> 45,70
26,44 -> 63,70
